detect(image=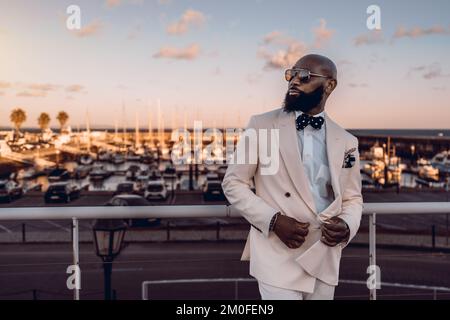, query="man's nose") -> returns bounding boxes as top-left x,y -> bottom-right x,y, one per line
289,77 -> 304,89
290,77 -> 301,87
